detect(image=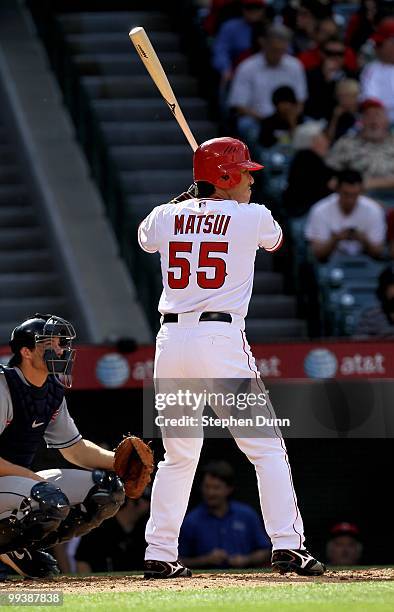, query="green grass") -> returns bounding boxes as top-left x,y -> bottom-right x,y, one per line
4,583 -> 394,612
